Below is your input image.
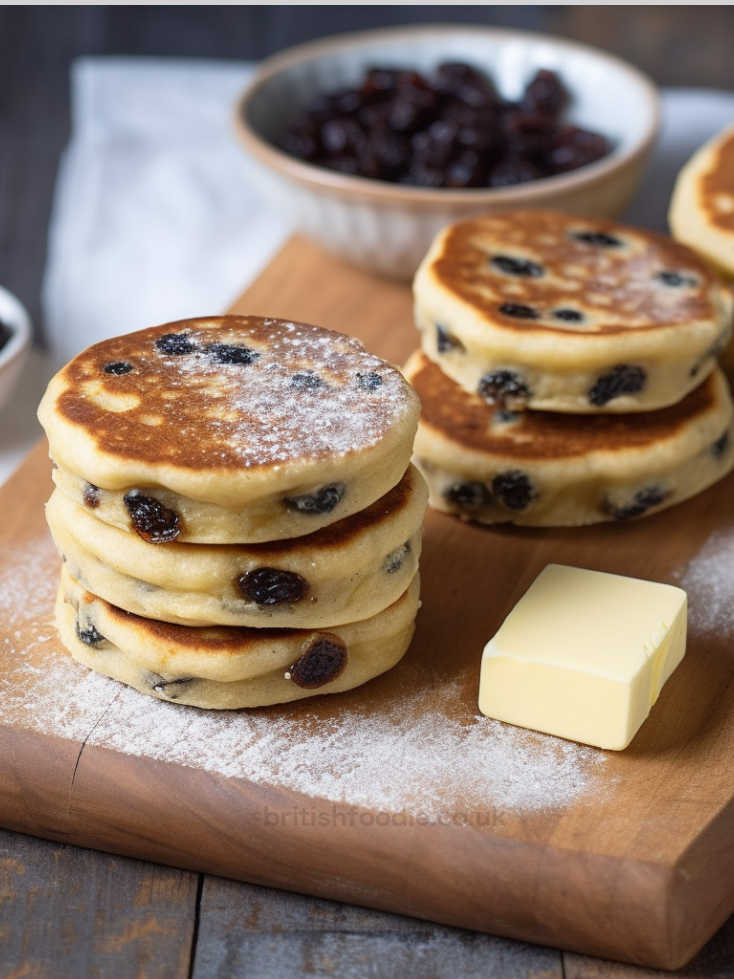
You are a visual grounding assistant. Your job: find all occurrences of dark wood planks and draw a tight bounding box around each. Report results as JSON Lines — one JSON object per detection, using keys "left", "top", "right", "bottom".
{"left": 3, "top": 827, "right": 734, "bottom": 979}
{"left": 0, "top": 828, "right": 198, "bottom": 979}
{"left": 565, "top": 914, "right": 734, "bottom": 979}
{"left": 189, "top": 876, "right": 564, "bottom": 979}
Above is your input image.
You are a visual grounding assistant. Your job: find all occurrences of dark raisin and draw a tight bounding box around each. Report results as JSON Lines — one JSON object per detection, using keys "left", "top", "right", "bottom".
{"left": 103, "top": 361, "right": 133, "bottom": 375}
{"left": 492, "top": 471, "right": 534, "bottom": 510}
{"left": 330, "top": 88, "right": 362, "bottom": 116}
{"left": 283, "top": 129, "right": 319, "bottom": 161}
{"left": 445, "top": 150, "right": 484, "bottom": 188}
{"left": 206, "top": 343, "right": 259, "bottom": 365}
{"left": 83, "top": 483, "right": 100, "bottom": 508}
{"left": 490, "top": 156, "right": 543, "bottom": 187}
{"left": 478, "top": 370, "right": 531, "bottom": 408}
{"left": 603, "top": 486, "right": 668, "bottom": 520}
{"left": 388, "top": 87, "right": 436, "bottom": 134}
{"left": 712, "top": 431, "right": 730, "bottom": 459}
{"left": 321, "top": 118, "right": 361, "bottom": 154}
{"left": 0, "top": 319, "right": 12, "bottom": 353}
{"left": 572, "top": 231, "right": 622, "bottom": 248}
{"left": 588, "top": 365, "right": 646, "bottom": 406}
{"left": 290, "top": 371, "right": 323, "bottom": 392}
{"left": 412, "top": 120, "right": 457, "bottom": 168}
{"left": 383, "top": 541, "right": 411, "bottom": 574}
{"left": 362, "top": 67, "right": 403, "bottom": 96}
{"left": 435, "top": 62, "right": 497, "bottom": 108}
{"left": 491, "top": 254, "right": 544, "bottom": 278}
{"left": 522, "top": 69, "right": 568, "bottom": 116}
{"left": 123, "top": 491, "right": 181, "bottom": 544}
{"left": 549, "top": 126, "right": 609, "bottom": 173}
{"left": 496, "top": 410, "right": 519, "bottom": 423}
{"left": 284, "top": 483, "right": 345, "bottom": 515}
{"left": 286, "top": 636, "right": 348, "bottom": 688}
{"left": 445, "top": 481, "right": 492, "bottom": 511}
{"left": 656, "top": 270, "right": 697, "bottom": 288}
{"left": 502, "top": 110, "right": 556, "bottom": 158}
{"left": 356, "top": 371, "right": 383, "bottom": 391}
{"left": 553, "top": 308, "right": 584, "bottom": 323}
{"left": 498, "top": 303, "right": 538, "bottom": 320}
{"left": 237, "top": 567, "right": 308, "bottom": 606}
{"left": 76, "top": 617, "right": 106, "bottom": 647}
{"left": 436, "top": 324, "right": 465, "bottom": 353}
{"left": 150, "top": 675, "right": 194, "bottom": 699}
{"left": 155, "top": 333, "right": 196, "bottom": 355}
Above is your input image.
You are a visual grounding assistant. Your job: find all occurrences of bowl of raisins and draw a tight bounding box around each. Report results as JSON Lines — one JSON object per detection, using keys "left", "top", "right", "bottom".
{"left": 0, "top": 284, "right": 31, "bottom": 412}
{"left": 236, "top": 25, "right": 659, "bottom": 279}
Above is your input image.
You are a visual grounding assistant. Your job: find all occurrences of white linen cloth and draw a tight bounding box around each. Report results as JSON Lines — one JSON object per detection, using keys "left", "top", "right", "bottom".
{"left": 2, "top": 57, "right": 734, "bottom": 486}
{"left": 42, "top": 58, "right": 289, "bottom": 365}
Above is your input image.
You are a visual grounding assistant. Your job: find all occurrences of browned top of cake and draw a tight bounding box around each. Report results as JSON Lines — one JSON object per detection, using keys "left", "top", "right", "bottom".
{"left": 52, "top": 316, "right": 417, "bottom": 472}
{"left": 701, "top": 128, "right": 734, "bottom": 233}
{"left": 428, "top": 211, "right": 721, "bottom": 334}
{"left": 407, "top": 351, "right": 725, "bottom": 460}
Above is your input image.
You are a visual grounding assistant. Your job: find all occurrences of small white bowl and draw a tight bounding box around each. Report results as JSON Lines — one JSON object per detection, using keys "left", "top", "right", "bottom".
{"left": 0, "top": 285, "right": 32, "bottom": 412}
{"left": 236, "top": 25, "right": 660, "bottom": 279}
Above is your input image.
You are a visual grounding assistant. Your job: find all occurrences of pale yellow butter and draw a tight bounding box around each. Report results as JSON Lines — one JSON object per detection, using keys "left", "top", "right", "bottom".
{"left": 478, "top": 564, "right": 687, "bottom": 750}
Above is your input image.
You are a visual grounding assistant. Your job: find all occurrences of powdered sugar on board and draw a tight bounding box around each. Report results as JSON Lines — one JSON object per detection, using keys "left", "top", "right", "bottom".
{"left": 676, "top": 524, "right": 734, "bottom": 636}
{"left": 87, "top": 674, "right": 607, "bottom": 816}
{"left": 0, "top": 530, "right": 610, "bottom": 818}
{"left": 0, "top": 533, "right": 116, "bottom": 740}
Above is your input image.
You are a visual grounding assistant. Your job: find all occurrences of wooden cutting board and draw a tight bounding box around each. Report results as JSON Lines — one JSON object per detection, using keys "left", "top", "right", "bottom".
{"left": 2, "top": 236, "right": 733, "bottom": 971}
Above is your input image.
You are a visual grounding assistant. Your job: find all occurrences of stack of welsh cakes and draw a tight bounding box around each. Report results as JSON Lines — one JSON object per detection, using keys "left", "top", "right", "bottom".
{"left": 38, "top": 316, "right": 426, "bottom": 708}
{"left": 408, "top": 211, "right": 734, "bottom": 526}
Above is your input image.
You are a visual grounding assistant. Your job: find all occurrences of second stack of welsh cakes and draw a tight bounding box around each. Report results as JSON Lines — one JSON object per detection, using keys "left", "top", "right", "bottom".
{"left": 409, "top": 211, "right": 734, "bottom": 526}
{"left": 39, "top": 315, "right": 426, "bottom": 708}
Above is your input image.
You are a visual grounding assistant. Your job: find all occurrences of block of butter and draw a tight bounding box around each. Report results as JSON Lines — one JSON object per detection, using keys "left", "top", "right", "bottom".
{"left": 479, "top": 564, "right": 687, "bottom": 750}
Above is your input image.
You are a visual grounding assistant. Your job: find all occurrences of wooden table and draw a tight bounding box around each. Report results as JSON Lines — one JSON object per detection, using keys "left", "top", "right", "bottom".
{"left": 2, "top": 825, "right": 733, "bottom": 978}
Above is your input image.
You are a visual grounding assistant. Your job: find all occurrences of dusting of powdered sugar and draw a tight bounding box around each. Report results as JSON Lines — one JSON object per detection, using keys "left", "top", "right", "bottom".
{"left": 2, "top": 529, "right": 608, "bottom": 817}
{"left": 676, "top": 525, "right": 734, "bottom": 635}
{"left": 85, "top": 677, "right": 607, "bottom": 815}
{"left": 0, "top": 533, "right": 118, "bottom": 740}
{"left": 61, "top": 317, "right": 417, "bottom": 470}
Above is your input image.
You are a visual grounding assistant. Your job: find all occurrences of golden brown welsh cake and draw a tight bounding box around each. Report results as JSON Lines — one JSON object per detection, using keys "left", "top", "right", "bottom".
{"left": 414, "top": 211, "right": 732, "bottom": 413}
{"left": 670, "top": 124, "right": 734, "bottom": 279}
{"left": 57, "top": 566, "right": 420, "bottom": 709}
{"left": 405, "top": 350, "right": 733, "bottom": 526}
{"left": 39, "top": 316, "right": 421, "bottom": 542}
{"left": 669, "top": 125, "right": 734, "bottom": 376}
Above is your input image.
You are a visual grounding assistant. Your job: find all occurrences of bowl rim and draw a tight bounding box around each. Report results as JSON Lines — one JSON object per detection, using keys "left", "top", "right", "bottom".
{"left": 0, "top": 284, "right": 32, "bottom": 370}
{"left": 234, "top": 22, "right": 661, "bottom": 207}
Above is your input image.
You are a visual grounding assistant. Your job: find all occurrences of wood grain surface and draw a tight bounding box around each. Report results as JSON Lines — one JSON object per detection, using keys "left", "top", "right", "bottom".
{"left": 1, "top": 236, "right": 734, "bottom": 973}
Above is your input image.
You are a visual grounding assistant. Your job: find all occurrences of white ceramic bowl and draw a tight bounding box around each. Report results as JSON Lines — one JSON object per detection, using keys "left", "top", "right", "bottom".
{"left": 236, "top": 25, "right": 660, "bottom": 279}
{"left": 0, "top": 285, "right": 31, "bottom": 412}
